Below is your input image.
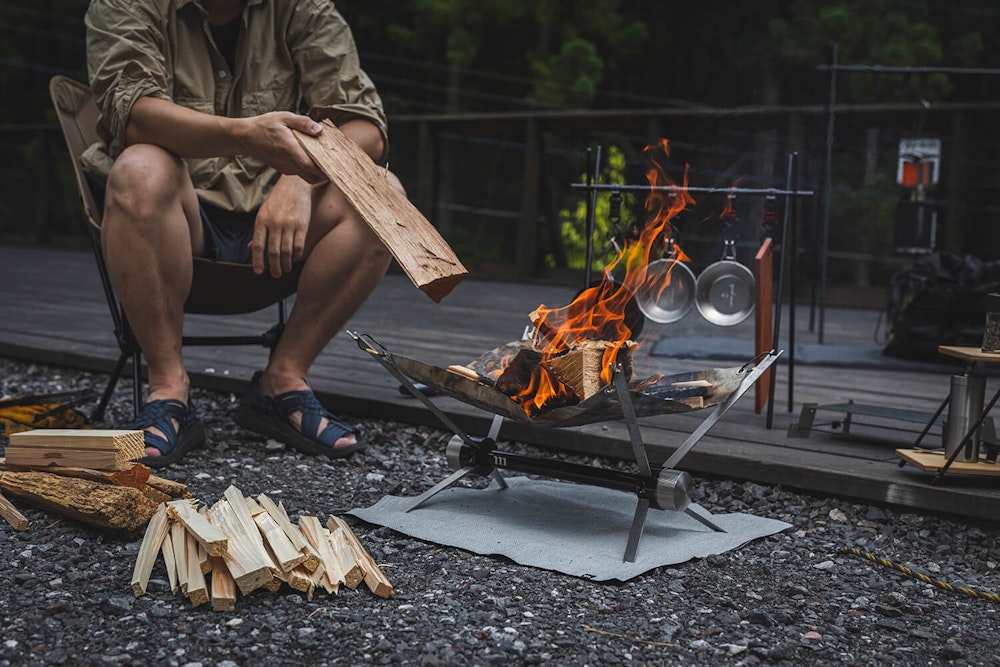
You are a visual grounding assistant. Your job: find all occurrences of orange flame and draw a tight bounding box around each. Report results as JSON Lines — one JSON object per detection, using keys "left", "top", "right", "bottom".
{"left": 501, "top": 140, "right": 694, "bottom": 414}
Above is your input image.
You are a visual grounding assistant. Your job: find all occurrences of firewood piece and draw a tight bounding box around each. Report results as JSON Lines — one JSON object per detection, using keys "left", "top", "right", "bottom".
{"left": 294, "top": 119, "right": 467, "bottom": 302}
{"left": 166, "top": 500, "right": 228, "bottom": 557}
{"left": 145, "top": 475, "right": 189, "bottom": 499}
{"left": 299, "top": 515, "right": 344, "bottom": 593}
{"left": 185, "top": 530, "right": 209, "bottom": 607}
{"left": 253, "top": 508, "right": 306, "bottom": 573}
{"left": 208, "top": 494, "right": 274, "bottom": 595}
{"left": 446, "top": 365, "right": 480, "bottom": 381}
{"left": 494, "top": 348, "right": 543, "bottom": 396}
{"left": 142, "top": 486, "right": 172, "bottom": 506}
{"left": 0, "top": 470, "right": 157, "bottom": 532}
{"left": 0, "top": 490, "right": 28, "bottom": 531}
{"left": 327, "top": 522, "right": 364, "bottom": 590}
{"left": 6, "top": 429, "right": 145, "bottom": 470}
{"left": 327, "top": 515, "right": 394, "bottom": 599}
{"left": 210, "top": 557, "right": 237, "bottom": 612}
{"left": 160, "top": 524, "right": 179, "bottom": 594}
{"left": 671, "top": 379, "right": 713, "bottom": 388}
{"left": 131, "top": 504, "right": 169, "bottom": 596}
{"left": 0, "top": 458, "right": 151, "bottom": 489}
{"left": 223, "top": 487, "right": 277, "bottom": 568}
{"left": 544, "top": 340, "right": 635, "bottom": 401}
{"left": 257, "top": 494, "right": 320, "bottom": 571}
{"left": 283, "top": 565, "right": 312, "bottom": 593}
{"left": 170, "top": 520, "right": 189, "bottom": 595}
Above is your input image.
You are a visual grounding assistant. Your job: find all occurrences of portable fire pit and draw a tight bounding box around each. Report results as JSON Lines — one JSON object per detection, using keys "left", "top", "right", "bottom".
{"left": 350, "top": 332, "right": 780, "bottom": 562}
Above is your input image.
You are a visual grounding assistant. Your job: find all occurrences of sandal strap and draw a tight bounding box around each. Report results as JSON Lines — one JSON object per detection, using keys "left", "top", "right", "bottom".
{"left": 128, "top": 398, "right": 194, "bottom": 455}
{"left": 272, "top": 388, "right": 355, "bottom": 446}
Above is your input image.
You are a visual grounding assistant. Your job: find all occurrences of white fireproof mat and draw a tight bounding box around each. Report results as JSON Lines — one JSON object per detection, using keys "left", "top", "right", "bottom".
{"left": 350, "top": 476, "right": 791, "bottom": 581}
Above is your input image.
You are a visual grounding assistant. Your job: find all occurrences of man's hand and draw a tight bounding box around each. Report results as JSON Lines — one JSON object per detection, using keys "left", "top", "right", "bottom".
{"left": 251, "top": 176, "right": 314, "bottom": 277}
{"left": 126, "top": 99, "right": 328, "bottom": 184}
{"left": 240, "top": 112, "right": 328, "bottom": 184}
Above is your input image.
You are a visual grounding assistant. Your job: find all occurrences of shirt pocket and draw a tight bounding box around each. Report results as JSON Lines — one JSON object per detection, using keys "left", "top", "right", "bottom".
{"left": 240, "top": 86, "right": 296, "bottom": 117}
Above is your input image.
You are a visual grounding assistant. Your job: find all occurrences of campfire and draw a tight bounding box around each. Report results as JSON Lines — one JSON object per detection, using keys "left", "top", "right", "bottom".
{"left": 477, "top": 139, "right": 696, "bottom": 416}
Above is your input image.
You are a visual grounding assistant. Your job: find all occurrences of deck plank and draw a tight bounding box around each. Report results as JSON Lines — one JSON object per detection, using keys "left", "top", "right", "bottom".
{"left": 2, "top": 244, "right": 998, "bottom": 521}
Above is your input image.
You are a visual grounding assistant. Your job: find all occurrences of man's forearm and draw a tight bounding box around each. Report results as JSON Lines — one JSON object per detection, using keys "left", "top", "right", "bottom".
{"left": 125, "top": 96, "right": 249, "bottom": 158}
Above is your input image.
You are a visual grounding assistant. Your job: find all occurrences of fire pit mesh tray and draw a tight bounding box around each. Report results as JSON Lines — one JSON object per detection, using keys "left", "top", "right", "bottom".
{"left": 375, "top": 344, "right": 757, "bottom": 428}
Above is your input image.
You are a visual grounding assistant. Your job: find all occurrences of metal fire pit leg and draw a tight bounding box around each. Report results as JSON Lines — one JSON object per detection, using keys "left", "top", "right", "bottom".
{"left": 684, "top": 505, "right": 725, "bottom": 532}
{"left": 487, "top": 414, "right": 509, "bottom": 490}
{"left": 349, "top": 332, "right": 483, "bottom": 450}
{"left": 624, "top": 498, "right": 651, "bottom": 563}
{"left": 400, "top": 465, "right": 478, "bottom": 513}
{"left": 662, "top": 351, "right": 781, "bottom": 471}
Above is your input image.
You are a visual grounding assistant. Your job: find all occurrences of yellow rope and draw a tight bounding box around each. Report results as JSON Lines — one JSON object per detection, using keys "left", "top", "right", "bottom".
{"left": 839, "top": 547, "right": 1000, "bottom": 603}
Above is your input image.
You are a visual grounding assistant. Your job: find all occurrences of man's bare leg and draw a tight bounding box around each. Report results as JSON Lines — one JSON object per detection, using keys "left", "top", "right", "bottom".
{"left": 101, "top": 144, "right": 204, "bottom": 456}
{"left": 255, "top": 177, "right": 398, "bottom": 445}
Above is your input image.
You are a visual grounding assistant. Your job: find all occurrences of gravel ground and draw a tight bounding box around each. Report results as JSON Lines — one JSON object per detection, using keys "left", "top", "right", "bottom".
{"left": 1, "top": 356, "right": 999, "bottom": 667}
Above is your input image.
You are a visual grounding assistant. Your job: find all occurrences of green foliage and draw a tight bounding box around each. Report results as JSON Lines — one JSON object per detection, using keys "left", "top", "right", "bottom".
{"left": 530, "top": 39, "right": 603, "bottom": 108}
{"left": 553, "top": 145, "right": 637, "bottom": 270}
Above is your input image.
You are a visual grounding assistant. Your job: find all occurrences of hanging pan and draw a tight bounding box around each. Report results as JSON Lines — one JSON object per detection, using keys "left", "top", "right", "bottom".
{"left": 695, "top": 239, "right": 755, "bottom": 326}
{"left": 634, "top": 244, "right": 696, "bottom": 324}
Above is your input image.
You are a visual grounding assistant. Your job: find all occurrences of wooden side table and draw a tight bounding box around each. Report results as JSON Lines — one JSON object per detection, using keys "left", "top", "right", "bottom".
{"left": 898, "top": 346, "right": 1000, "bottom": 483}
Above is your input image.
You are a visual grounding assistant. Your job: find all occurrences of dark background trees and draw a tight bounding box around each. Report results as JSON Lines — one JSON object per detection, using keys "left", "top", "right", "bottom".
{"left": 2, "top": 0, "right": 999, "bottom": 294}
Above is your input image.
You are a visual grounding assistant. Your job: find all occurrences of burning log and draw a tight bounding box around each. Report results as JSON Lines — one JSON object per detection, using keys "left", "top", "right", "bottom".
{"left": 544, "top": 340, "right": 637, "bottom": 402}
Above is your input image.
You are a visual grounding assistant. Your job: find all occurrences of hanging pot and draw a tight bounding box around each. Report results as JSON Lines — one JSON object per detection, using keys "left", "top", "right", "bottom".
{"left": 695, "top": 239, "right": 755, "bottom": 326}
{"left": 634, "top": 256, "right": 697, "bottom": 324}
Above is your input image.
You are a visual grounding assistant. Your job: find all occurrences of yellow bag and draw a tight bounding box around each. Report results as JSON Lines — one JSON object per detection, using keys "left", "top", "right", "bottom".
{"left": 0, "top": 391, "right": 92, "bottom": 436}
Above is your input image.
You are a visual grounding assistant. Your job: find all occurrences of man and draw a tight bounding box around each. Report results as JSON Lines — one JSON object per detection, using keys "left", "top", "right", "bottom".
{"left": 85, "top": 0, "right": 400, "bottom": 466}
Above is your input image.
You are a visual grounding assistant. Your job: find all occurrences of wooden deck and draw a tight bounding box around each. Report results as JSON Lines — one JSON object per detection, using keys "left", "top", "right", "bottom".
{"left": 2, "top": 244, "right": 999, "bottom": 521}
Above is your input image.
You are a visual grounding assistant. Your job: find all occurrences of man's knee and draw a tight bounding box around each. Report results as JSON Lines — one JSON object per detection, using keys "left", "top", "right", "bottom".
{"left": 104, "top": 144, "right": 187, "bottom": 220}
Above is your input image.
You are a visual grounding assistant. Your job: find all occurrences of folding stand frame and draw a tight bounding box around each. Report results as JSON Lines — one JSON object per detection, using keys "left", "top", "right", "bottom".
{"left": 351, "top": 332, "right": 779, "bottom": 562}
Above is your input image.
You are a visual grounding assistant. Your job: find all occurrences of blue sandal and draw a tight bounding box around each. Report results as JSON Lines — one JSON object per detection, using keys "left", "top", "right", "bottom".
{"left": 233, "top": 372, "right": 365, "bottom": 458}
{"left": 129, "top": 398, "right": 206, "bottom": 468}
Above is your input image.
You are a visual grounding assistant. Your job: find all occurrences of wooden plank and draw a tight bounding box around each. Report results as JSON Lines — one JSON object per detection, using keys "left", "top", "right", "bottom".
{"left": 327, "top": 515, "right": 393, "bottom": 599}
{"left": 210, "top": 557, "right": 237, "bottom": 612}
{"left": 252, "top": 507, "right": 306, "bottom": 573}
{"left": 166, "top": 500, "right": 228, "bottom": 557}
{"left": 0, "top": 470, "right": 158, "bottom": 532}
{"left": 207, "top": 493, "right": 274, "bottom": 595}
{"left": 170, "top": 520, "right": 189, "bottom": 595}
{"left": 184, "top": 530, "right": 209, "bottom": 607}
{"left": 130, "top": 504, "right": 168, "bottom": 596}
{"left": 896, "top": 448, "right": 1000, "bottom": 476}
{"left": 146, "top": 475, "right": 190, "bottom": 499}
{"left": 0, "top": 459, "right": 151, "bottom": 489}
{"left": 0, "top": 490, "right": 29, "bottom": 531}
{"left": 7, "top": 429, "right": 145, "bottom": 470}
{"left": 327, "top": 523, "right": 364, "bottom": 590}
{"left": 294, "top": 119, "right": 468, "bottom": 302}
{"left": 754, "top": 238, "right": 773, "bottom": 414}
{"left": 938, "top": 345, "right": 1000, "bottom": 365}
{"left": 160, "top": 523, "right": 179, "bottom": 594}
{"left": 298, "top": 515, "right": 344, "bottom": 594}
{"left": 257, "top": 494, "right": 320, "bottom": 571}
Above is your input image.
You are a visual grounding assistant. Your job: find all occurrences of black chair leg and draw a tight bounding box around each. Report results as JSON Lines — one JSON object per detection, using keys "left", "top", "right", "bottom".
{"left": 92, "top": 349, "right": 130, "bottom": 421}
{"left": 131, "top": 350, "right": 143, "bottom": 419}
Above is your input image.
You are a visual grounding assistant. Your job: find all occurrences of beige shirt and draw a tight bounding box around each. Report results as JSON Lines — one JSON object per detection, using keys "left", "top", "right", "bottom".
{"left": 85, "top": 0, "right": 388, "bottom": 211}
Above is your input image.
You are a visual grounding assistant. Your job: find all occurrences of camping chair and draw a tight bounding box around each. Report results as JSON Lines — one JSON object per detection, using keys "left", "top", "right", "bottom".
{"left": 49, "top": 75, "right": 300, "bottom": 420}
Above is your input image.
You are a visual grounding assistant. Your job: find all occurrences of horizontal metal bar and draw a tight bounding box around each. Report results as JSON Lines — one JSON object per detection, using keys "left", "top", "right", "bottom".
{"left": 817, "top": 64, "right": 1000, "bottom": 75}
{"left": 569, "top": 183, "right": 814, "bottom": 197}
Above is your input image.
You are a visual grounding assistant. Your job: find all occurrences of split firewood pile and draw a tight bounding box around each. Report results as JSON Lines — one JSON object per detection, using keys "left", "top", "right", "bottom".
{"left": 132, "top": 485, "right": 393, "bottom": 611}
{"left": 0, "top": 429, "right": 189, "bottom": 532}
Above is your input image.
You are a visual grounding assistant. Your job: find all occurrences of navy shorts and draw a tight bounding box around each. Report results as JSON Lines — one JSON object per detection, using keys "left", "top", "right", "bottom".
{"left": 200, "top": 202, "right": 259, "bottom": 264}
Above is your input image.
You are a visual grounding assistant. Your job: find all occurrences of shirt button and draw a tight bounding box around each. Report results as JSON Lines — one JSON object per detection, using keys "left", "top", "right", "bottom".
{"left": 218, "top": 70, "right": 227, "bottom": 79}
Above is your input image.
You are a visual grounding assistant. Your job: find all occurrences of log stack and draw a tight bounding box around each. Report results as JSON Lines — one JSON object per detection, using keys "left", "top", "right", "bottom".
{"left": 0, "top": 429, "right": 189, "bottom": 532}
{"left": 132, "top": 485, "right": 394, "bottom": 610}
